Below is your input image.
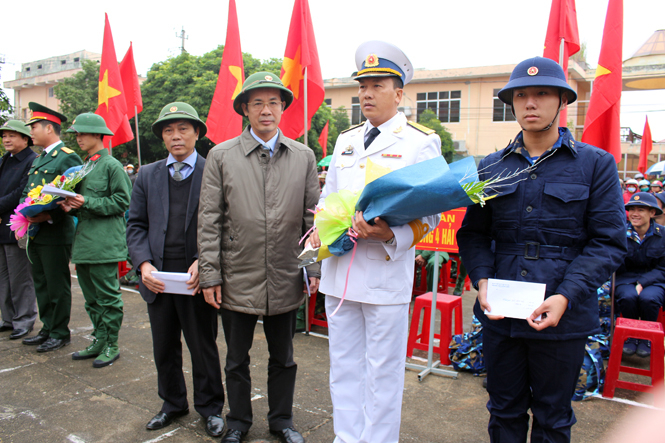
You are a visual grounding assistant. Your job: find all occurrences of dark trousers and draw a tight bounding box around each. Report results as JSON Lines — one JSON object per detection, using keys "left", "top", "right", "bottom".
{"left": 221, "top": 308, "right": 297, "bottom": 432}
{"left": 28, "top": 243, "right": 72, "bottom": 339}
{"left": 147, "top": 291, "right": 224, "bottom": 418}
{"left": 616, "top": 284, "right": 665, "bottom": 322}
{"left": 483, "top": 327, "right": 587, "bottom": 443}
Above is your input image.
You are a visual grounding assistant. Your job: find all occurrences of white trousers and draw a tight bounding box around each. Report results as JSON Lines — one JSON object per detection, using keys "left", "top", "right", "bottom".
{"left": 326, "top": 295, "right": 409, "bottom": 443}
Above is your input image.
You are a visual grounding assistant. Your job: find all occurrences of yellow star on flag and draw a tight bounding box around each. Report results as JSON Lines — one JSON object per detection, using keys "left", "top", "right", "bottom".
{"left": 595, "top": 64, "right": 612, "bottom": 78}
{"left": 229, "top": 65, "right": 243, "bottom": 100}
{"left": 281, "top": 45, "right": 303, "bottom": 99}
{"left": 98, "top": 69, "right": 122, "bottom": 110}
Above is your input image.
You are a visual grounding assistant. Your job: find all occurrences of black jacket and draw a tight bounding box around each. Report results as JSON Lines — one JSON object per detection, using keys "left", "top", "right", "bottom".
{"left": 0, "top": 148, "right": 38, "bottom": 244}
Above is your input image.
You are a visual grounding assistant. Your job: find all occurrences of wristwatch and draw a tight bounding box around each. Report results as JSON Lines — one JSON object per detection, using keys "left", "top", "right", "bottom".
{"left": 385, "top": 236, "right": 396, "bottom": 245}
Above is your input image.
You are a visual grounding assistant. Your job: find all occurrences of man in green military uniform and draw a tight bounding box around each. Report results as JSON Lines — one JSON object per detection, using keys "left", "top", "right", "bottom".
{"left": 415, "top": 249, "right": 448, "bottom": 292}
{"left": 21, "top": 102, "right": 83, "bottom": 352}
{"left": 59, "top": 113, "right": 132, "bottom": 367}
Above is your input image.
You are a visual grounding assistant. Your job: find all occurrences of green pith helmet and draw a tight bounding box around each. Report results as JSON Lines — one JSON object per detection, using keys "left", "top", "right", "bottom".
{"left": 151, "top": 102, "right": 207, "bottom": 138}
{"left": 232, "top": 72, "right": 294, "bottom": 116}
{"left": 65, "top": 113, "right": 114, "bottom": 135}
{"left": 0, "top": 120, "right": 34, "bottom": 146}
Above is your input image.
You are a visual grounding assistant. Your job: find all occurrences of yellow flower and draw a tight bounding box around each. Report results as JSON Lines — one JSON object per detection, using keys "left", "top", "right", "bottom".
{"left": 42, "top": 194, "right": 53, "bottom": 203}
{"left": 28, "top": 186, "right": 43, "bottom": 200}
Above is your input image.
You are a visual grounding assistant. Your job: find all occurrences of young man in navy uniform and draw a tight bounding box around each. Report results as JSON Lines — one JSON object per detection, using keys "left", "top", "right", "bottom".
{"left": 308, "top": 41, "right": 441, "bottom": 443}
{"left": 457, "top": 57, "right": 626, "bottom": 443}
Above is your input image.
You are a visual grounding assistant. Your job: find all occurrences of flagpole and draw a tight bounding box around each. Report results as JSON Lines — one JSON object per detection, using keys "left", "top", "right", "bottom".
{"left": 559, "top": 37, "right": 565, "bottom": 67}
{"left": 108, "top": 138, "right": 112, "bottom": 155}
{"left": 304, "top": 67, "right": 308, "bottom": 147}
{"left": 135, "top": 105, "right": 142, "bottom": 167}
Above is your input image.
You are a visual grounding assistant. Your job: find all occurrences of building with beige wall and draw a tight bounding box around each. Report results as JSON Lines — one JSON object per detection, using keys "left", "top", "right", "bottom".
{"left": 4, "top": 50, "right": 101, "bottom": 121}
{"left": 324, "top": 29, "right": 665, "bottom": 178}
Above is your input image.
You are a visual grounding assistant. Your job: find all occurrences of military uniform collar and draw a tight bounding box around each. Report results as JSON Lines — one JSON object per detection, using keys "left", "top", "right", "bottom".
{"left": 364, "top": 112, "right": 404, "bottom": 137}
{"left": 87, "top": 148, "right": 109, "bottom": 161}
{"left": 503, "top": 128, "right": 578, "bottom": 160}
{"left": 43, "top": 140, "right": 63, "bottom": 154}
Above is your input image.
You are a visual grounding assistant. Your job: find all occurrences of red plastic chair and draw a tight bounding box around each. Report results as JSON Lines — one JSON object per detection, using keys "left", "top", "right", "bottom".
{"left": 118, "top": 261, "right": 130, "bottom": 278}
{"left": 604, "top": 317, "right": 665, "bottom": 407}
{"left": 307, "top": 291, "right": 328, "bottom": 331}
{"left": 407, "top": 292, "right": 463, "bottom": 365}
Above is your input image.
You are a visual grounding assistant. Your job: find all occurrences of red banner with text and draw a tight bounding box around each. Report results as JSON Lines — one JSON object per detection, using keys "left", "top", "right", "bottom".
{"left": 417, "top": 208, "right": 466, "bottom": 252}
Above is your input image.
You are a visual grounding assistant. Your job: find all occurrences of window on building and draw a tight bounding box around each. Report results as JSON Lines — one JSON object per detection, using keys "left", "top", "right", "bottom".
{"left": 61, "top": 60, "right": 66, "bottom": 65}
{"left": 492, "top": 88, "right": 516, "bottom": 122}
{"left": 25, "top": 67, "right": 30, "bottom": 72}
{"left": 324, "top": 98, "right": 332, "bottom": 107}
{"left": 74, "top": 57, "right": 80, "bottom": 62}
{"left": 351, "top": 96, "right": 366, "bottom": 125}
{"left": 49, "top": 87, "right": 54, "bottom": 98}
{"left": 38, "top": 64, "right": 43, "bottom": 69}
{"left": 416, "top": 90, "right": 461, "bottom": 123}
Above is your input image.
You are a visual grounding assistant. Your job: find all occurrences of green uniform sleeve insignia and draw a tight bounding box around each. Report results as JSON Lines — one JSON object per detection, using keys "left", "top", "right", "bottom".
{"left": 340, "top": 123, "right": 364, "bottom": 134}
{"left": 407, "top": 121, "right": 435, "bottom": 135}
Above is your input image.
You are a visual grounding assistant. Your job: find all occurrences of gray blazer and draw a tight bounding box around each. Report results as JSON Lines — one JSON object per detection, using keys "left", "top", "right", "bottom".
{"left": 126, "top": 154, "right": 204, "bottom": 303}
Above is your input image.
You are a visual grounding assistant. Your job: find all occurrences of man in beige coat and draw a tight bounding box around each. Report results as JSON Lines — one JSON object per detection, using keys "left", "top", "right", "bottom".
{"left": 198, "top": 72, "right": 320, "bottom": 443}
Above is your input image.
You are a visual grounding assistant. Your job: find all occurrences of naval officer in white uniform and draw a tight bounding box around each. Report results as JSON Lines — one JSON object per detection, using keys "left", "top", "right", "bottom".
{"left": 307, "top": 41, "right": 442, "bottom": 443}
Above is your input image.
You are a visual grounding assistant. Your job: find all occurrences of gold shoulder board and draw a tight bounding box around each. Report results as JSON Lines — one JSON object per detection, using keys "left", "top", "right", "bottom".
{"left": 340, "top": 123, "right": 364, "bottom": 134}
{"left": 407, "top": 121, "right": 435, "bottom": 135}
{"left": 61, "top": 147, "right": 75, "bottom": 154}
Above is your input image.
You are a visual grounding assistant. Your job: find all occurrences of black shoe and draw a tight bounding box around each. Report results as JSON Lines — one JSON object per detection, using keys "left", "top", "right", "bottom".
{"left": 0, "top": 324, "right": 13, "bottom": 332}
{"left": 482, "top": 377, "right": 488, "bottom": 389}
{"left": 23, "top": 331, "right": 49, "bottom": 345}
{"left": 36, "top": 337, "right": 71, "bottom": 353}
{"left": 205, "top": 414, "right": 225, "bottom": 437}
{"left": 221, "top": 428, "right": 247, "bottom": 443}
{"left": 145, "top": 410, "right": 189, "bottom": 431}
{"left": 9, "top": 327, "right": 32, "bottom": 340}
{"left": 270, "top": 427, "right": 305, "bottom": 443}
{"left": 636, "top": 339, "right": 652, "bottom": 358}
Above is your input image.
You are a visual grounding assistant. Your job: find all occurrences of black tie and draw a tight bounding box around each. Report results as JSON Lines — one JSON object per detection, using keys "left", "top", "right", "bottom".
{"left": 364, "top": 127, "right": 380, "bottom": 149}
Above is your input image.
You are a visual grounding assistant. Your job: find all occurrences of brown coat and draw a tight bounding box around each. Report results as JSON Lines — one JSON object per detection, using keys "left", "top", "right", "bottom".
{"left": 198, "top": 127, "right": 320, "bottom": 316}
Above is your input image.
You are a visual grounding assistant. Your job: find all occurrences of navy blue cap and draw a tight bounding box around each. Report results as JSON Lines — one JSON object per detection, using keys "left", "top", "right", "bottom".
{"left": 626, "top": 192, "right": 663, "bottom": 215}
{"left": 498, "top": 57, "right": 577, "bottom": 105}
{"left": 654, "top": 192, "right": 665, "bottom": 208}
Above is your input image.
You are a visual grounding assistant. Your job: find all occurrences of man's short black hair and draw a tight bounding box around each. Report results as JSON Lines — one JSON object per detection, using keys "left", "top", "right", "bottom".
{"left": 392, "top": 77, "right": 404, "bottom": 90}
{"left": 37, "top": 120, "right": 61, "bottom": 135}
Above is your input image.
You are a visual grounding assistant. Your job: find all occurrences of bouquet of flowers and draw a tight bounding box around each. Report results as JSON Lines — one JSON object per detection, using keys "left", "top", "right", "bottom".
{"left": 9, "top": 163, "right": 94, "bottom": 239}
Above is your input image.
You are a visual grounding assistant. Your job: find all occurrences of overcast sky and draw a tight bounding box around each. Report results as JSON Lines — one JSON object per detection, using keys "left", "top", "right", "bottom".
{"left": 2, "top": 0, "right": 664, "bottom": 139}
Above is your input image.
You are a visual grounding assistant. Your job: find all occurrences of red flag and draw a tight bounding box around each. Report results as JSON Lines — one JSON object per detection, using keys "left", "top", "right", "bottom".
{"left": 119, "top": 42, "right": 143, "bottom": 118}
{"left": 581, "top": 0, "right": 623, "bottom": 163}
{"left": 638, "top": 117, "right": 653, "bottom": 174}
{"left": 95, "top": 13, "right": 133, "bottom": 149}
{"left": 279, "top": 0, "right": 325, "bottom": 140}
{"left": 543, "top": 0, "right": 580, "bottom": 126}
{"left": 207, "top": 0, "right": 244, "bottom": 144}
{"left": 318, "top": 120, "right": 329, "bottom": 158}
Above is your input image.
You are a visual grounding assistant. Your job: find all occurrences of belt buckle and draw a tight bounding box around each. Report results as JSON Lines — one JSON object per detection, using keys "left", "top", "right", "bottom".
{"left": 524, "top": 241, "right": 540, "bottom": 260}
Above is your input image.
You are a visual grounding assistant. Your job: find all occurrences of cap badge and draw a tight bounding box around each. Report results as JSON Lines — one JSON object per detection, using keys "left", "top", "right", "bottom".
{"left": 72, "top": 119, "right": 76, "bottom": 125}
{"left": 170, "top": 106, "right": 178, "bottom": 112}
{"left": 265, "top": 75, "right": 273, "bottom": 81}
{"left": 527, "top": 67, "right": 539, "bottom": 76}
{"left": 365, "top": 54, "right": 379, "bottom": 68}
{"left": 635, "top": 196, "right": 640, "bottom": 200}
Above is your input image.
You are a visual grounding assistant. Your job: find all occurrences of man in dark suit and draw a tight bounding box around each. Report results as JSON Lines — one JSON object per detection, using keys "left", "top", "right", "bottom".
{"left": 126, "top": 102, "right": 225, "bottom": 438}
{"left": 0, "top": 120, "right": 37, "bottom": 340}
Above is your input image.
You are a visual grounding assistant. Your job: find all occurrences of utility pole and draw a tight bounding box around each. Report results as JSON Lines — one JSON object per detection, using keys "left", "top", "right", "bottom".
{"left": 175, "top": 27, "right": 188, "bottom": 54}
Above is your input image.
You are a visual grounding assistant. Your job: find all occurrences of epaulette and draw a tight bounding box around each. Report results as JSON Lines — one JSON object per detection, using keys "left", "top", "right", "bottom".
{"left": 407, "top": 121, "right": 435, "bottom": 135}
{"left": 61, "top": 147, "right": 75, "bottom": 154}
{"left": 340, "top": 123, "right": 363, "bottom": 134}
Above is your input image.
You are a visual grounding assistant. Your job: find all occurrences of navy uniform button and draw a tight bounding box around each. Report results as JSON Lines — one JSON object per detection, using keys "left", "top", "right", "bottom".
{"left": 526, "top": 206, "right": 533, "bottom": 213}
{"left": 530, "top": 173, "right": 537, "bottom": 180}
{"left": 521, "top": 270, "right": 527, "bottom": 277}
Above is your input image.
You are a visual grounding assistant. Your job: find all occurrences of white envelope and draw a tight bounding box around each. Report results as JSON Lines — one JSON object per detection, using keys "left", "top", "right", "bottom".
{"left": 485, "top": 278, "right": 546, "bottom": 320}
{"left": 152, "top": 271, "right": 193, "bottom": 296}
{"left": 42, "top": 185, "right": 76, "bottom": 198}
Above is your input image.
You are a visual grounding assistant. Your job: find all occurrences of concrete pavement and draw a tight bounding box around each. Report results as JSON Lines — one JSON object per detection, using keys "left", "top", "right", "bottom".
{"left": 0, "top": 271, "right": 652, "bottom": 442}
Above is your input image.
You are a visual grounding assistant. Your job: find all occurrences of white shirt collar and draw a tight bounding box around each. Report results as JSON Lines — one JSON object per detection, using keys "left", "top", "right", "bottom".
{"left": 43, "top": 141, "right": 61, "bottom": 154}
{"left": 364, "top": 112, "right": 401, "bottom": 138}
{"left": 166, "top": 150, "right": 198, "bottom": 168}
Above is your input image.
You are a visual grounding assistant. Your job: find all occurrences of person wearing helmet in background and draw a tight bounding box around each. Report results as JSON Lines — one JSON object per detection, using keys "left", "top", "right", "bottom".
{"left": 635, "top": 173, "right": 645, "bottom": 181}
{"left": 615, "top": 192, "right": 665, "bottom": 358}
{"left": 650, "top": 180, "right": 662, "bottom": 194}
{"left": 59, "top": 113, "right": 132, "bottom": 368}
{"left": 639, "top": 179, "right": 651, "bottom": 193}
{"left": 457, "top": 57, "right": 626, "bottom": 443}
{"left": 624, "top": 179, "right": 639, "bottom": 203}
